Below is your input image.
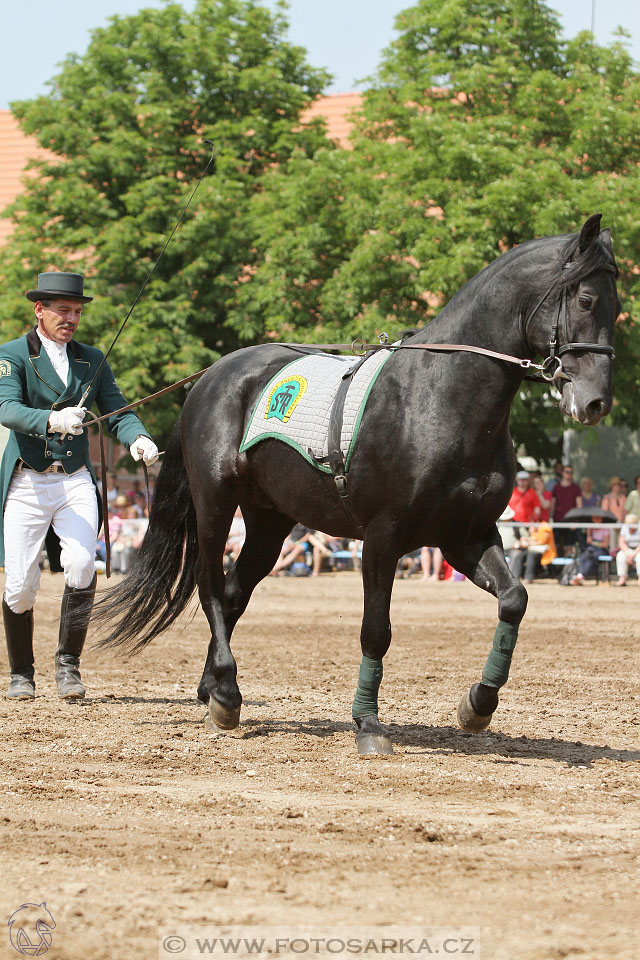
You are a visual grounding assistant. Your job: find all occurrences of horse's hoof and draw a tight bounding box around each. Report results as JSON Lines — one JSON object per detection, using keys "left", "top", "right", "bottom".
{"left": 204, "top": 714, "right": 222, "bottom": 735}
{"left": 356, "top": 732, "right": 394, "bottom": 756}
{"left": 457, "top": 689, "right": 494, "bottom": 732}
{"left": 355, "top": 717, "right": 394, "bottom": 755}
{"left": 208, "top": 696, "right": 241, "bottom": 730}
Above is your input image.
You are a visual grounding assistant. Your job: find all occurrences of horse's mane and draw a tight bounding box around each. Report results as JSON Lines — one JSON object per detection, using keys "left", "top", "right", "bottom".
{"left": 498, "top": 230, "right": 617, "bottom": 296}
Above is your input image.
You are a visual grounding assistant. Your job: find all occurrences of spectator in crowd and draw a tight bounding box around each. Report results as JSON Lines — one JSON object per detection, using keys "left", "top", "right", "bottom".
{"left": 96, "top": 505, "right": 118, "bottom": 566}
{"left": 531, "top": 475, "right": 552, "bottom": 521}
{"left": 129, "top": 491, "right": 146, "bottom": 518}
{"left": 550, "top": 464, "right": 582, "bottom": 556}
{"left": 616, "top": 514, "right": 640, "bottom": 586}
{"left": 545, "top": 460, "right": 564, "bottom": 492}
{"left": 579, "top": 476, "right": 600, "bottom": 509}
{"left": 509, "top": 521, "right": 556, "bottom": 583}
{"left": 620, "top": 479, "right": 629, "bottom": 498}
{"left": 396, "top": 550, "right": 422, "bottom": 578}
{"left": 309, "top": 531, "right": 345, "bottom": 576}
{"left": 602, "top": 476, "right": 627, "bottom": 551}
{"left": 601, "top": 476, "right": 626, "bottom": 520}
{"left": 420, "top": 546, "right": 444, "bottom": 581}
{"left": 105, "top": 471, "right": 119, "bottom": 506}
{"left": 576, "top": 476, "right": 600, "bottom": 550}
{"left": 570, "top": 516, "right": 611, "bottom": 585}
{"left": 125, "top": 477, "right": 143, "bottom": 503}
{"left": 508, "top": 471, "right": 541, "bottom": 524}
{"left": 110, "top": 504, "right": 143, "bottom": 574}
{"left": 96, "top": 494, "right": 130, "bottom": 566}
{"left": 271, "top": 524, "right": 312, "bottom": 575}
{"left": 625, "top": 474, "right": 640, "bottom": 518}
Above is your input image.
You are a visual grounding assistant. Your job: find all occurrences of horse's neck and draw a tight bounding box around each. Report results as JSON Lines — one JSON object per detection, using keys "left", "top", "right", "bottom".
{"left": 423, "top": 297, "right": 524, "bottom": 356}
{"left": 422, "top": 247, "right": 549, "bottom": 356}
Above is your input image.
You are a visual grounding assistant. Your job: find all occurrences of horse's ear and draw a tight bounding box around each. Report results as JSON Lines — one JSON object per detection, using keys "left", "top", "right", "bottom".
{"left": 578, "top": 213, "right": 602, "bottom": 252}
{"left": 600, "top": 227, "right": 613, "bottom": 254}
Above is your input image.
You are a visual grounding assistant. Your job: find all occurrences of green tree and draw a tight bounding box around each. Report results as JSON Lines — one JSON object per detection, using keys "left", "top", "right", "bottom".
{"left": 231, "top": 0, "right": 640, "bottom": 464}
{"left": 0, "top": 0, "right": 330, "bottom": 442}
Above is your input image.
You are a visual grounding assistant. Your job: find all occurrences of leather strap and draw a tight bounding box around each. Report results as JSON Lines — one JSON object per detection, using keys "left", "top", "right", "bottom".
{"left": 311, "top": 351, "right": 375, "bottom": 531}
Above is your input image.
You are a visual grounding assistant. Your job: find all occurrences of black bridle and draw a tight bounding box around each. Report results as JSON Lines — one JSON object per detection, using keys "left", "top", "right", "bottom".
{"left": 523, "top": 260, "right": 618, "bottom": 382}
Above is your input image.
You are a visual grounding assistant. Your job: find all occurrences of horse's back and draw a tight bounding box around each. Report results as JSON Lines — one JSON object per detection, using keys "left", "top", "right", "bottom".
{"left": 183, "top": 344, "right": 297, "bottom": 434}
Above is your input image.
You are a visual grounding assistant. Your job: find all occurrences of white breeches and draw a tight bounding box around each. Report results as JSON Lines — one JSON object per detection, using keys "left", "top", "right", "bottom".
{"left": 616, "top": 550, "right": 640, "bottom": 579}
{"left": 3, "top": 466, "right": 98, "bottom": 613}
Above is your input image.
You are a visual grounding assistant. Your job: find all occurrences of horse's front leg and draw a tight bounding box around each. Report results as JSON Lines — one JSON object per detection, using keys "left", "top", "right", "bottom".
{"left": 443, "top": 526, "right": 528, "bottom": 732}
{"left": 352, "top": 525, "right": 401, "bottom": 756}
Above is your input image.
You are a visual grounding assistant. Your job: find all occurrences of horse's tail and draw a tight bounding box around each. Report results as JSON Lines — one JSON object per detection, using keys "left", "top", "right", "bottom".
{"left": 92, "top": 419, "right": 199, "bottom": 653}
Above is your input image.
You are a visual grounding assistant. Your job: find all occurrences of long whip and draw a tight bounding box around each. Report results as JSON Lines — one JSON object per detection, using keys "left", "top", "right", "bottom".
{"left": 77, "top": 138, "right": 215, "bottom": 409}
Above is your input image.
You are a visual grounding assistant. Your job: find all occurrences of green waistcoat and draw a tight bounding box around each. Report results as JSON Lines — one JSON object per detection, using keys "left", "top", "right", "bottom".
{"left": 0, "top": 328, "right": 150, "bottom": 566}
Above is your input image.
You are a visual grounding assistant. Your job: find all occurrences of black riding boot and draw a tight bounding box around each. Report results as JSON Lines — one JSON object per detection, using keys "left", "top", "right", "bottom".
{"left": 55, "top": 574, "right": 97, "bottom": 700}
{"left": 3, "top": 597, "right": 35, "bottom": 700}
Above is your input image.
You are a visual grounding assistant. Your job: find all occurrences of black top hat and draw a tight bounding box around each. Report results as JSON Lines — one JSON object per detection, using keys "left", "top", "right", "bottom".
{"left": 25, "top": 272, "right": 93, "bottom": 303}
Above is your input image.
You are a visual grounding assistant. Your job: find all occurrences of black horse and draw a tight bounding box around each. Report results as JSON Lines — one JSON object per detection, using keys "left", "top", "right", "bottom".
{"left": 94, "top": 214, "right": 619, "bottom": 754}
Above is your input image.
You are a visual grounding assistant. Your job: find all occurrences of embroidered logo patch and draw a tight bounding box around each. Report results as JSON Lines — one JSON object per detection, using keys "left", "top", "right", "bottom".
{"left": 264, "top": 375, "right": 307, "bottom": 423}
{"left": 0, "top": 360, "right": 11, "bottom": 378}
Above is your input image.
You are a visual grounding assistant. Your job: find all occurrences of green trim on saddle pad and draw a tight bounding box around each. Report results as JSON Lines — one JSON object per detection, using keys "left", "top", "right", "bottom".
{"left": 243, "top": 431, "right": 331, "bottom": 471}
{"left": 481, "top": 620, "right": 519, "bottom": 689}
{"left": 352, "top": 655, "right": 384, "bottom": 719}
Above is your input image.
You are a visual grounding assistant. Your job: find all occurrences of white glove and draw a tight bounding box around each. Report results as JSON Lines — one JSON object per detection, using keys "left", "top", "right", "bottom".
{"left": 48, "top": 407, "right": 86, "bottom": 437}
{"left": 130, "top": 435, "right": 159, "bottom": 466}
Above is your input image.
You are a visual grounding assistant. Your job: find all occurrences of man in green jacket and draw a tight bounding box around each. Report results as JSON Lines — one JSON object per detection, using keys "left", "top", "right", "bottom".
{"left": 0, "top": 271, "right": 158, "bottom": 701}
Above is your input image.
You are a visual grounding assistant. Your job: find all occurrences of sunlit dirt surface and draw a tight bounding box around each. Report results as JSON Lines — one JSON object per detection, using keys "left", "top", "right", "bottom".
{"left": 1, "top": 571, "right": 638, "bottom": 959}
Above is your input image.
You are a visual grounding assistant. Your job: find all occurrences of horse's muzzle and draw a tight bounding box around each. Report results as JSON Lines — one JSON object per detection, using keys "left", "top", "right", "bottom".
{"left": 559, "top": 380, "right": 612, "bottom": 425}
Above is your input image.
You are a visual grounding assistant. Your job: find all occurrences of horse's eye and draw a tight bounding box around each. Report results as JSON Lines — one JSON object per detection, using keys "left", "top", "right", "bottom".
{"left": 578, "top": 295, "right": 593, "bottom": 310}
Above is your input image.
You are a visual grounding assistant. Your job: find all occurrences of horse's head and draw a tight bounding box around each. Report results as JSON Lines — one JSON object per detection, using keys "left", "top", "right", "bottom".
{"left": 526, "top": 214, "right": 620, "bottom": 426}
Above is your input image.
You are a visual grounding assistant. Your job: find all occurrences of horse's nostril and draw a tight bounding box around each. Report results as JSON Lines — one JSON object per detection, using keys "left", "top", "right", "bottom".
{"left": 586, "top": 399, "right": 606, "bottom": 422}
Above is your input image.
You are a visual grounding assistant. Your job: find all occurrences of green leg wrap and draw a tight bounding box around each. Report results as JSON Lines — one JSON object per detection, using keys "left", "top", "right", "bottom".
{"left": 481, "top": 620, "right": 519, "bottom": 689}
{"left": 352, "top": 655, "right": 383, "bottom": 720}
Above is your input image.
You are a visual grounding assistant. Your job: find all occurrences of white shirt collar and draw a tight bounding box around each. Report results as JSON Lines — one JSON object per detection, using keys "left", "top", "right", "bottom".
{"left": 36, "top": 327, "right": 69, "bottom": 384}
{"left": 36, "top": 327, "right": 68, "bottom": 356}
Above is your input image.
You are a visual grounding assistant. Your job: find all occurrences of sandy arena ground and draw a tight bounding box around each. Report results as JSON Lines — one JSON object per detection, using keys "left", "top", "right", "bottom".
{"left": 0, "top": 570, "right": 638, "bottom": 960}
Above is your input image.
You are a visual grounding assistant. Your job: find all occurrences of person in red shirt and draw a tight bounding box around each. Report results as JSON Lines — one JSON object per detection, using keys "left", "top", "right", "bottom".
{"left": 550, "top": 463, "right": 583, "bottom": 556}
{"left": 508, "top": 471, "right": 541, "bottom": 524}
{"left": 531, "top": 474, "right": 552, "bottom": 522}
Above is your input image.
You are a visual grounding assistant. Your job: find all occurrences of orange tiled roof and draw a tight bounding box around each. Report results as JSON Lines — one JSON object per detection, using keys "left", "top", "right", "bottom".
{"left": 303, "top": 92, "right": 362, "bottom": 146}
{"left": 0, "top": 95, "right": 362, "bottom": 245}
{"left": 0, "top": 111, "right": 54, "bottom": 245}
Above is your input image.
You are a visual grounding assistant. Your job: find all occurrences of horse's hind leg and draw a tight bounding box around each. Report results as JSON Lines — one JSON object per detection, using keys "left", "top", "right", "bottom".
{"left": 193, "top": 492, "right": 242, "bottom": 728}
{"left": 223, "top": 505, "right": 296, "bottom": 637}
{"left": 443, "top": 526, "right": 528, "bottom": 732}
{"left": 197, "top": 502, "right": 294, "bottom": 730}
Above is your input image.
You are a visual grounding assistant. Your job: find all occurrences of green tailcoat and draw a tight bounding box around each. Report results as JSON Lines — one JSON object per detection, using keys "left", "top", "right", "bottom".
{"left": 0, "top": 328, "right": 150, "bottom": 566}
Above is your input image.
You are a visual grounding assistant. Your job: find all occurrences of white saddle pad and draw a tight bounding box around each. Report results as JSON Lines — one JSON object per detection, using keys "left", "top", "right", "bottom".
{"left": 239, "top": 350, "right": 391, "bottom": 472}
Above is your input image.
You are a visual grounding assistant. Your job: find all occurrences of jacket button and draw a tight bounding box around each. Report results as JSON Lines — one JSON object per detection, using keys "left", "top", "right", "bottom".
{"left": 46, "top": 451, "right": 52, "bottom": 458}
{"left": 66, "top": 451, "right": 72, "bottom": 457}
